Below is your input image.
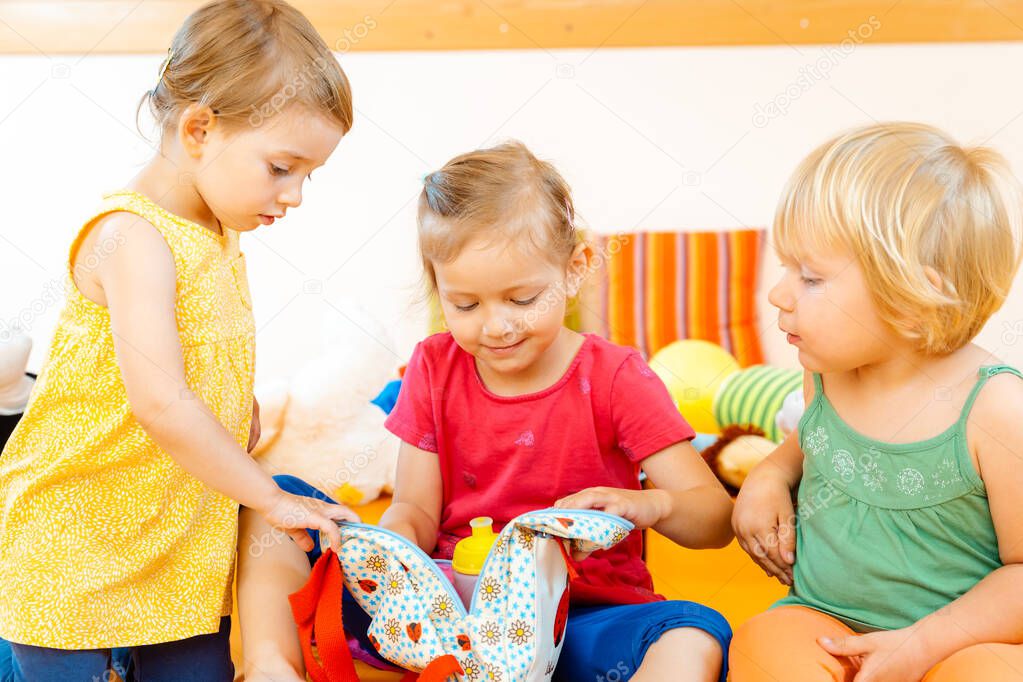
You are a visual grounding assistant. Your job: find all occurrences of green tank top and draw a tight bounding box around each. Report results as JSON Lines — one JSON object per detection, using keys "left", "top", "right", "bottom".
{"left": 774, "top": 365, "right": 1020, "bottom": 632}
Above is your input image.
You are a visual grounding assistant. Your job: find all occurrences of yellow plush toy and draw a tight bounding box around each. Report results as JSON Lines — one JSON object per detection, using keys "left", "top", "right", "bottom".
{"left": 649, "top": 340, "right": 739, "bottom": 435}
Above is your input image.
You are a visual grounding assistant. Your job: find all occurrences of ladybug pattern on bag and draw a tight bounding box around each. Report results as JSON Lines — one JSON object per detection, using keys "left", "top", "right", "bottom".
{"left": 553, "top": 587, "right": 569, "bottom": 647}
{"left": 331, "top": 509, "right": 631, "bottom": 680}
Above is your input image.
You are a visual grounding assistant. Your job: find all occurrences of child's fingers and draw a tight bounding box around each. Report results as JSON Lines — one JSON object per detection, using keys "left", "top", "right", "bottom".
{"left": 319, "top": 501, "right": 360, "bottom": 524}
{"left": 556, "top": 490, "right": 596, "bottom": 509}
{"left": 767, "top": 548, "right": 794, "bottom": 584}
{"left": 750, "top": 537, "right": 790, "bottom": 583}
{"left": 556, "top": 488, "right": 609, "bottom": 511}
{"left": 763, "top": 529, "right": 793, "bottom": 581}
{"left": 285, "top": 528, "right": 314, "bottom": 553}
{"left": 777, "top": 518, "right": 797, "bottom": 564}
{"left": 312, "top": 513, "right": 343, "bottom": 553}
{"left": 819, "top": 634, "right": 871, "bottom": 658}
{"left": 553, "top": 494, "right": 578, "bottom": 509}
{"left": 736, "top": 532, "right": 766, "bottom": 566}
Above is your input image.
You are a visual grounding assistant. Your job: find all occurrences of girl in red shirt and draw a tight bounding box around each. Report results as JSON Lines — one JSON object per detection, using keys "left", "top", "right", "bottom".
{"left": 238, "top": 141, "right": 734, "bottom": 682}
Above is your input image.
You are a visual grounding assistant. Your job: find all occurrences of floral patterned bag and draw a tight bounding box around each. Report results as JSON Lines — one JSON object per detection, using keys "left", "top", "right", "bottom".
{"left": 290, "top": 509, "right": 632, "bottom": 681}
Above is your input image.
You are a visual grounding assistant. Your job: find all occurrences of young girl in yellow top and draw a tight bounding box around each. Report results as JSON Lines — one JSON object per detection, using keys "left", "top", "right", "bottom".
{"left": 731, "top": 122, "right": 1023, "bottom": 681}
{"left": 0, "top": 1, "right": 357, "bottom": 679}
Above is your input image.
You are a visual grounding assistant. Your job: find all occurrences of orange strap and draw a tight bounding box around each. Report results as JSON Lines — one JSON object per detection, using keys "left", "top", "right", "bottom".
{"left": 400, "top": 655, "right": 464, "bottom": 682}
{"left": 557, "top": 538, "right": 580, "bottom": 581}
{"left": 288, "top": 549, "right": 360, "bottom": 682}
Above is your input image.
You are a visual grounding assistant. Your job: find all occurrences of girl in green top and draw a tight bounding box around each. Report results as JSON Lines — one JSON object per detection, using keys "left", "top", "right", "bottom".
{"left": 730, "top": 122, "right": 1023, "bottom": 682}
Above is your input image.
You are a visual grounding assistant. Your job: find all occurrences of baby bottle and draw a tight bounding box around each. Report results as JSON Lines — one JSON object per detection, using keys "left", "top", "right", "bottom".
{"left": 451, "top": 517, "right": 497, "bottom": 609}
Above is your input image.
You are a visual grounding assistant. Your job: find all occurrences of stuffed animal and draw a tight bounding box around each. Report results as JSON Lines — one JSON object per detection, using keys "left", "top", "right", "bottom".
{"left": 250, "top": 308, "right": 400, "bottom": 505}
{"left": 649, "top": 340, "right": 739, "bottom": 435}
{"left": 700, "top": 425, "right": 776, "bottom": 494}
{"left": 0, "top": 327, "right": 35, "bottom": 450}
{"left": 774, "top": 387, "right": 805, "bottom": 439}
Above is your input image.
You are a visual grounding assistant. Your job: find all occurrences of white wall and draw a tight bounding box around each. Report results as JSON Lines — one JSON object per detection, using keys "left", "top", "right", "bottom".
{"left": 3, "top": 41, "right": 1023, "bottom": 381}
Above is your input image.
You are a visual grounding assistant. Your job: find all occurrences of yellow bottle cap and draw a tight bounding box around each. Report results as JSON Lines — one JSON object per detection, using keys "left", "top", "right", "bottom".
{"left": 452, "top": 517, "right": 497, "bottom": 576}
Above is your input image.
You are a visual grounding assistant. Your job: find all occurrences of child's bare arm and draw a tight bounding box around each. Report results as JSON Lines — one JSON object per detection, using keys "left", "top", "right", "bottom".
{"left": 380, "top": 440, "right": 443, "bottom": 552}
{"left": 643, "top": 439, "right": 735, "bottom": 548}
{"left": 731, "top": 371, "right": 812, "bottom": 584}
{"left": 93, "top": 214, "right": 354, "bottom": 550}
{"left": 744, "top": 370, "right": 813, "bottom": 490}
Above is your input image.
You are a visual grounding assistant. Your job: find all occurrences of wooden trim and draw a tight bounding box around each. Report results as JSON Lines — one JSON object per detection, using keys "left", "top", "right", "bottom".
{"left": 2, "top": 1, "right": 1022, "bottom": 55}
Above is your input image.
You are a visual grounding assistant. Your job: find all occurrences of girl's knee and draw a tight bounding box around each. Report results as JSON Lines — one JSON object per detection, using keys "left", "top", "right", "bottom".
{"left": 729, "top": 607, "right": 856, "bottom": 682}
{"left": 638, "top": 628, "right": 723, "bottom": 682}
{"left": 924, "top": 643, "right": 1023, "bottom": 682}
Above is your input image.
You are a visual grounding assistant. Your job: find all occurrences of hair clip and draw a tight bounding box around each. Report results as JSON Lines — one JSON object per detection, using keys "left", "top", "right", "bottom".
{"left": 158, "top": 47, "right": 175, "bottom": 82}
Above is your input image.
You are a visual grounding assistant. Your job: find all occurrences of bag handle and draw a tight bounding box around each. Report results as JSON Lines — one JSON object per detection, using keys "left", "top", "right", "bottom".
{"left": 289, "top": 548, "right": 360, "bottom": 682}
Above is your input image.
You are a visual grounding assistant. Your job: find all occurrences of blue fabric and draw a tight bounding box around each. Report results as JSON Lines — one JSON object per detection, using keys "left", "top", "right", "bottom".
{"left": 0, "top": 639, "right": 11, "bottom": 682}
{"left": 370, "top": 379, "right": 402, "bottom": 415}
{"left": 2, "top": 617, "right": 232, "bottom": 682}
{"left": 554, "top": 602, "right": 731, "bottom": 682}
{"left": 273, "top": 474, "right": 336, "bottom": 564}
{"left": 691, "top": 432, "right": 719, "bottom": 452}
{"left": 273, "top": 474, "right": 731, "bottom": 680}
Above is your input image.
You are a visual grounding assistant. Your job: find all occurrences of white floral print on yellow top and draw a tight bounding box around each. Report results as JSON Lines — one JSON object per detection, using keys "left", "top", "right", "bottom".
{"left": 0, "top": 191, "right": 255, "bottom": 648}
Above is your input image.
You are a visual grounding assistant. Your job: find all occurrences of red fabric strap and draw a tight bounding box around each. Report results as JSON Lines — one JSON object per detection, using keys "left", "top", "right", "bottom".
{"left": 289, "top": 549, "right": 361, "bottom": 682}
{"left": 557, "top": 538, "right": 580, "bottom": 581}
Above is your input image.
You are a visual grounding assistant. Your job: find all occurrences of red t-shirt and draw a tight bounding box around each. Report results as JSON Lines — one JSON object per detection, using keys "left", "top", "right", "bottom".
{"left": 384, "top": 332, "right": 695, "bottom": 605}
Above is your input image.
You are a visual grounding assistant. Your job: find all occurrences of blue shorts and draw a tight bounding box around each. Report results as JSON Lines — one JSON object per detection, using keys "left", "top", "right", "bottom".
{"left": 0, "top": 617, "right": 232, "bottom": 682}
{"left": 274, "top": 474, "right": 731, "bottom": 681}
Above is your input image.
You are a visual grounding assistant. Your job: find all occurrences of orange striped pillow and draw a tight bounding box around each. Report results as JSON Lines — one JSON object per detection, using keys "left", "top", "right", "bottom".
{"left": 586, "top": 230, "right": 766, "bottom": 367}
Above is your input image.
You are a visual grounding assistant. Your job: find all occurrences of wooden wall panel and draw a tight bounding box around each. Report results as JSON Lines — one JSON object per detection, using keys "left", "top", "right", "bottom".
{"left": 1, "top": 1, "right": 1022, "bottom": 55}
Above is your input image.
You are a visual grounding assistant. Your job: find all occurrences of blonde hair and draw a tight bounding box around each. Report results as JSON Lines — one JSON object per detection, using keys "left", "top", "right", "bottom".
{"left": 774, "top": 121, "right": 1023, "bottom": 355}
{"left": 139, "top": 0, "right": 353, "bottom": 135}
{"left": 418, "top": 141, "right": 578, "bottom": 288}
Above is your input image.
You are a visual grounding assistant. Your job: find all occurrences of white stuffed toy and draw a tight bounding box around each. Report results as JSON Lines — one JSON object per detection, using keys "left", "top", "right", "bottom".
{"left": 775, "top": 388, "right": 805, "bottom": 440}
{"left": 0, "top": 327, "right": 33, "bottom": 412}
{"left": 0, "top": 327, "right": 35, "bottom": 450}
{"left": 251, "top": 308, "right": 400, "bottom": 505}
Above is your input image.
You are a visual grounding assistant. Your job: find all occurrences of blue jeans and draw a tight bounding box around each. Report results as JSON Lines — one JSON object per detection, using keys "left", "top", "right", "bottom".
{"left": 273, "top": 474, "right": 731, "bottom": 682}
{"left": 0, "top": 616, "right": 233, "bottom": 682}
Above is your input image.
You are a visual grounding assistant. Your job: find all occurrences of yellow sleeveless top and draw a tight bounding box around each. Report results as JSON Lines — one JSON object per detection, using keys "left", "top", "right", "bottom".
{"left": 0, "top": 191, "right": 256, "bottom": 648}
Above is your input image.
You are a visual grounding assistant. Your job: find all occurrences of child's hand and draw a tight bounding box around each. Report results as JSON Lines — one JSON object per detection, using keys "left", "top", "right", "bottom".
{"left": 256, "top": 490, "right": 360, "bottom": 554}
{"left": 555, "top": 487, "right": 670, "bottom": 530}
{"left": 819, "top": 627, "right": 932, "bottom": 682}
{"left": 555, "top": 487, "right": 667, "bottom": 560}
{"left": 732, "top": 468, "right": 797, "bottom": 585}
{"left": 247, "top": 397, "right": 261, "bottom": 453}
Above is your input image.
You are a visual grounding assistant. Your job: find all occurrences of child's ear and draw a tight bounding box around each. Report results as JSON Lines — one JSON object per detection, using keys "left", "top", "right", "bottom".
{"left": 565, "top": 242, "right": 593, "bottom": 298}
{"left": 177, "top": 103, "right": 218, "bottom": 158}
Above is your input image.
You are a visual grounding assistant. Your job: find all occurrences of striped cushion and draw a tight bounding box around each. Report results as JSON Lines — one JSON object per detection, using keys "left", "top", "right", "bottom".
{"left": 713, "top": 365, "right": 802, "bottom": 442}
{"left": 588, "top": 230, "right": 766, "bottom": 366}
